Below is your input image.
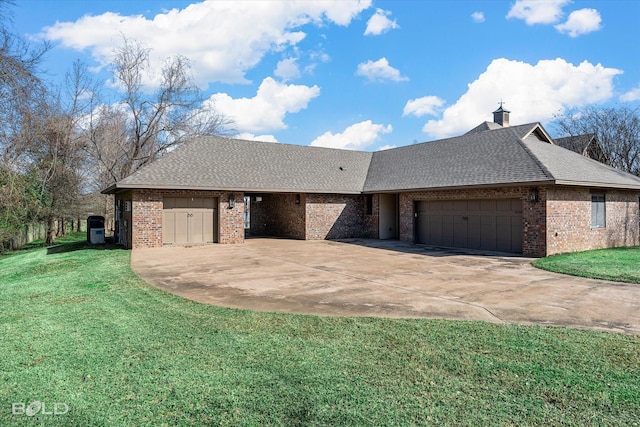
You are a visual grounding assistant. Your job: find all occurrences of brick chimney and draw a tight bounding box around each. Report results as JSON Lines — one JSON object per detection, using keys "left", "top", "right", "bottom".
{"left": 493, "top": 104, "right": 510, "bottom": 127}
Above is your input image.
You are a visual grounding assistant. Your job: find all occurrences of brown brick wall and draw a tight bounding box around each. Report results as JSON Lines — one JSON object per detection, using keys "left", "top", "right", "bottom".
{"left": 523, "top": 187, "right": 547, "bottom": 257}
{"left": 398, "top": 187, "right": 546, "bottom": 257}
{"left": 123, "top": 186, "right": 639, "bottom": 255}
{"left": 127, "top": 189, "right": 244, "bottom": 249}
{"left": 363, "top": 194, "right": 380, "bottom": 238}
{"left": 249, "top": 193, "right": 306, "bottom": 239}
{"left": 305, "top": 194, "right": 367, "bottom": 240}
{"left": 131, "top": 190, "right": 163, "bottom": 249}
{"left": 546, "top": 186, "right": 639, "bottom": 255}
{"left": 219, "top": 192, "right": 245, "bottom": 244}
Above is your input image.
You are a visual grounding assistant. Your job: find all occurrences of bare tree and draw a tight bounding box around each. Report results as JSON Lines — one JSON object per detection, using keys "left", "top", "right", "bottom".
{"left": 0, "top": 1, "right": 49, "bottom": 164}
{"left": 554, "top": 106, "right": 640, "bottom": 176}
{"left": 98, "top": 37, "right": 231, "bottom": 182}
{"left": 18, "top": 60, "right": 99, "bottom": 245}
{"left": 70, "top": 39, "right": 232, "bottom": 232}
{"left": 26, "top": 97, "right": 84, "bottom": 244}
{"left": 0, "top": 0, "right": 52, "bottom": 248}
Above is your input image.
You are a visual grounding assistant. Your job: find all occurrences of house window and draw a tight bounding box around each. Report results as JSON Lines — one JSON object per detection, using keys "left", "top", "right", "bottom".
{"left": 365, "top": 195, "right": 373, "bottom": 215}
{"left": 591, "top": 194, "right": 606, "bottom": 228}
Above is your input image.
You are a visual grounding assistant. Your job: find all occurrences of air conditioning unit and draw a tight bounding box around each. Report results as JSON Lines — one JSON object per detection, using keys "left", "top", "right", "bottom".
{"left": 89, "top": 228, "right": 105, "bottom": 244}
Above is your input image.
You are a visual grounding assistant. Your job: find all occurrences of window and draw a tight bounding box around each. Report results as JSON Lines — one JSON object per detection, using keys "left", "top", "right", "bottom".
{"left": 365, "top": 195, "right": 373, "bottom": 215}
{"left": 591, "top": 194, "right": 606, "bottom": 228}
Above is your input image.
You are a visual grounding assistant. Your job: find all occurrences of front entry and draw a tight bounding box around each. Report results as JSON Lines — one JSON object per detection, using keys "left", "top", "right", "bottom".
{"left": 162, "top": 197, "right": 218, "bottom": 245}
{"left": 415, "top": 199, "right": 522, "bottom": 253}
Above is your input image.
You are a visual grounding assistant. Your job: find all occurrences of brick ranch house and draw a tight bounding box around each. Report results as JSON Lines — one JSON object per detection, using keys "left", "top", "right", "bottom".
{"left": 103, "top": 108, "right": 640, "bottom": 257}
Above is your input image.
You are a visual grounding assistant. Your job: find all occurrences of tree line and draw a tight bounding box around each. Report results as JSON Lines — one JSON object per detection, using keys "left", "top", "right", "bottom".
{"left": 0, "top": 2, "right": 230, "bottom": 249}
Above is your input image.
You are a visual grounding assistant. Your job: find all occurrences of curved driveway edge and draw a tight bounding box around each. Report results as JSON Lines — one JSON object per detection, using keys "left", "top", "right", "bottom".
{"left": 131, "top": 238, "right": 640, "bottom": 335}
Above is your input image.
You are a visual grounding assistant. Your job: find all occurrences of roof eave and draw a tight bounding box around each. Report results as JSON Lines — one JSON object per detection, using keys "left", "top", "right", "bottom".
{"left": 101, "top": 183, "right": 364, "bottom": 195}
{"left": 553, "top": 180, "right": 640, "bottom": 191}
{"left": 365, "top": 179, "right": 640, "bottom": 194}
{"left": 363, "top": 180, "right": 557, "bottom": 194}
{"left": 103, "top": 180, "right": 640, "bottom": 196}
{"left": 101, "top": 184, "right": 118, "bottom": 194}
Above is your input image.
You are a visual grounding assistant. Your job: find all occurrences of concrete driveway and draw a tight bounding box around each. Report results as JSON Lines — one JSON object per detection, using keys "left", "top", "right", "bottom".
{"left": 131, "top": 238, "right": 640, "bottom": 335}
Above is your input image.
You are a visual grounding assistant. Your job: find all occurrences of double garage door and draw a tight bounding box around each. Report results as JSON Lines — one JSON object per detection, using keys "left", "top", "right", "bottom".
{"left": 415, "top": 199, "right": 523, "bottom": 253}
{"left": 163, "top": 197, "right": 217, "bottom": 245}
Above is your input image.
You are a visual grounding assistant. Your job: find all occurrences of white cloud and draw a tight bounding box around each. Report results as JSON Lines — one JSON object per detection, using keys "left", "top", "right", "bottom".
{"left": 471, "top": 12, "right": 485, "bottom": 23}
{"left": 235, "top": 133, "right": 279, "bottom": 143}
{"left": 364, "top": 8, "right": 399, "bottom": 35}
{"left": 356, "top": 57, "right": 408, "bottom": 82}
{"left": 310, "top": 120, "right": 392, "bottom": 150}
{"left": 207, "top": 77, "right": 320, "bottom": 133}
{"left": 555, "top": 8, "right": 602, "bottom": 37}
{"left": 421, "top": 58, "right": 622, "bottom": 139}
{"left": 378, "top": 144, "right": 397, "bottom": 151}
{"left": 274, "top": 58, "right": 301, "bottom": 82}
{"left": 620, "top": 84, "right": 640, "bottom": 103}
{"left": 403, "top": 96, "right": 445, "bottom": 117}
{"left": 42, "top": 1, "right": 372, "bottom": 87}
{"left": 506, "top": 0, "right": 569, "bottom": 25}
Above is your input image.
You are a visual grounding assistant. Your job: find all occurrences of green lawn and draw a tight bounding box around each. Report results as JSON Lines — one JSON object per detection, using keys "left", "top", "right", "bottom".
{"left": 533, "top": 246, "right": 640, "bottom": 284}
{"left": 1, "top": 234, "right": 639, "bottom": 426}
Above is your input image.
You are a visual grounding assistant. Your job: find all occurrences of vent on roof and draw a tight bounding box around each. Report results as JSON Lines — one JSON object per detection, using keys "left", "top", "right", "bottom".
{"left": 493, "top": 104, "right": 510, "bottom": 128}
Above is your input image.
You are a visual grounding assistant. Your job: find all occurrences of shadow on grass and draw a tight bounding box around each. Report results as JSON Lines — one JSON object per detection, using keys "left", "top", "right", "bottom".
{"left": 46, "top": 240, "right": 125, "bottom": 255}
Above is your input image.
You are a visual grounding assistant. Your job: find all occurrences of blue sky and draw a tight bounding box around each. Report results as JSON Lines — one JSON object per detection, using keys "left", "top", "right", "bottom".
{"left": 12, "top": 0, "right": 640, "bottom": 151}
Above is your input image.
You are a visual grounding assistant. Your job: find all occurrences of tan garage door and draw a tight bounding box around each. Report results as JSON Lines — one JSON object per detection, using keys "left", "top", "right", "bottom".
{"left": 163, "top": 197, "right": 217, "bottom": 245}
{"left": 415, "top": 199, "right": 522, "bottom": 253}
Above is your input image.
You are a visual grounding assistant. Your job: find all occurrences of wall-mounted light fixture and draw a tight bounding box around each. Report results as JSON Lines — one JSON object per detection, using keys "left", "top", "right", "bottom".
{"left": 228, "top": 194, "right": 236, "bottom": 209}
{"left": 528, "top": 188, "right": 539, "bottom": 203}
{"left": 295, "top": 194, "right": 301, "bottom": 204}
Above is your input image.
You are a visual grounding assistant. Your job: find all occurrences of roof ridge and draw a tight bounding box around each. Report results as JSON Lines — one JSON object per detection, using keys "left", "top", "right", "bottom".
{"left": 218, "top": 134, "right": 375, "bottom": 155}
{"left": 509, "top": 127, "right": 556, "bottom": 181}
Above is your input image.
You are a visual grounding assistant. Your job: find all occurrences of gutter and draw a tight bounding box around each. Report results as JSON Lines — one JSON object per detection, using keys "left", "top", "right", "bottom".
{"left": 553, "top": 180, "right": 640, "bottom": 191}
{"left": 101, "top": 183, "right": 364, "bottom": 195}
{"left": 363, "top": 180, "right": 556, "bottom": 194}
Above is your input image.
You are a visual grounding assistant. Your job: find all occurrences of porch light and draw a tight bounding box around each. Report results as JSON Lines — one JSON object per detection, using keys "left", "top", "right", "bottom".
{"left": 295, "top": 194, "right": 301, "bottom": 204}
{"left": 529, "top": 188, "right": 539, "bottom": 203}
{"left": 228, "top": 194, "right": 235, "bottom": 209}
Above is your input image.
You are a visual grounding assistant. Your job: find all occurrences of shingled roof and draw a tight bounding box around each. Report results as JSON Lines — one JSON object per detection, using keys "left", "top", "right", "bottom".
{"left": 364, "top": 124, "right": 554, "bottom": 192}
{"left": 555, "top": 133, "right": 610, "bottom": 164}
{"left": 555, "top": 134, "right": 596, "bottom": 154}
{"left": 523, "top": 136, "right": 638, "bottom": 188}
{"left": 108, "top": 136, "right": 372, "bottom": 194}
{"left": 104, "top": 122, "right": 640, "bottom": 194}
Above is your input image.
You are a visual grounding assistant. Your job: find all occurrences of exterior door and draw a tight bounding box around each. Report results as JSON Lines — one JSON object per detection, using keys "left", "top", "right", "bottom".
{"left": 379, "top": 193, "right": 399, "bottom": 239}
{"left": 163, "top": 197, "right": 217, "bottom": 245}
{"left": 415, "top": 199, "right": 522, "bottom": 253}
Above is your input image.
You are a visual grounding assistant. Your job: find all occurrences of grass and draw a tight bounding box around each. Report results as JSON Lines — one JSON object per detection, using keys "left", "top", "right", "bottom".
{"left": 533, "top": 246, "right": 640, "bottom": 284}
{"left": 1, "top": 234, "right": 639, "bottom": 426}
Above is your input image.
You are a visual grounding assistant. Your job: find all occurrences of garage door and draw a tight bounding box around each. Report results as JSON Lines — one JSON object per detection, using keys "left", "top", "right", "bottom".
{"left": 163, "top": 197, "right": 217, "bottom": 245}
{"left": 415, "top": 199, "right": 522, "bottom": 253}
